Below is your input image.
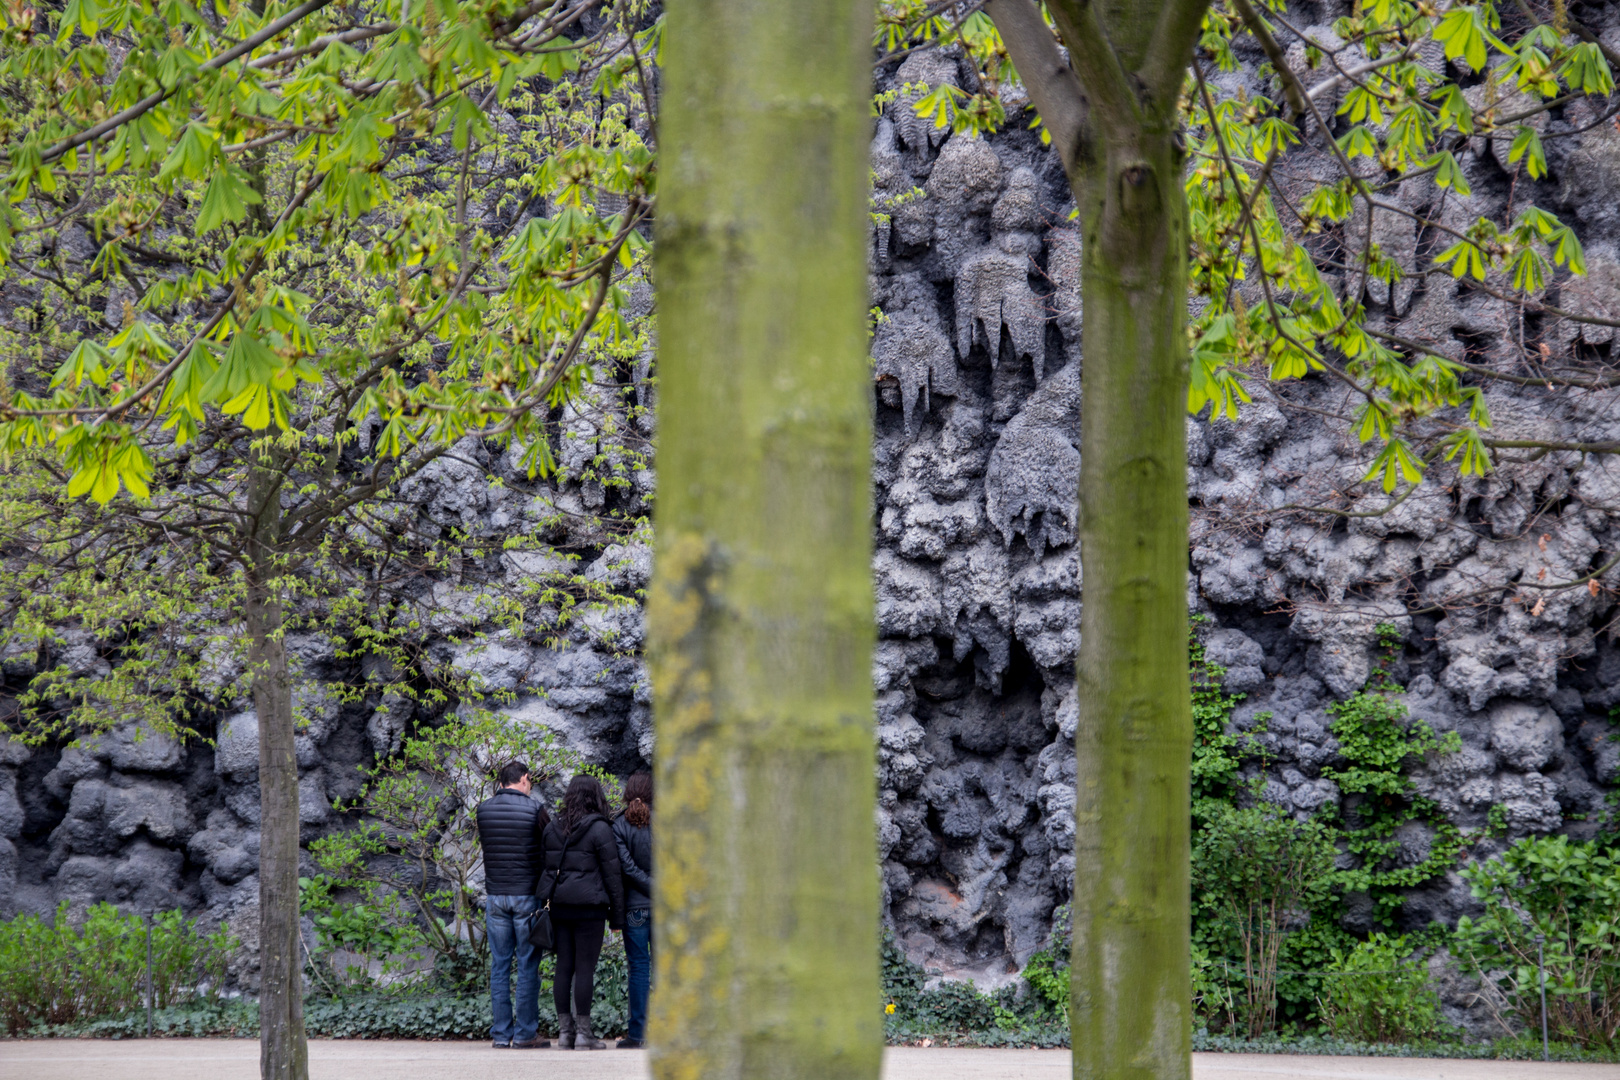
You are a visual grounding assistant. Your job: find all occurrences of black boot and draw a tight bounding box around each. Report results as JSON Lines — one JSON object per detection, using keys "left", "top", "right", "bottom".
{"left": 575, "top": 1015, "right": 606, "bottom": 1050}
{"left": 557, "top": 1013, "right": 576, "bottom": 1050}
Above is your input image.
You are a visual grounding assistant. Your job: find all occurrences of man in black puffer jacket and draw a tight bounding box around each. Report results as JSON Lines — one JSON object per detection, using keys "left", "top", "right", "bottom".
{"left": 475, "top": 761, "right": 550, "bottom": 1049}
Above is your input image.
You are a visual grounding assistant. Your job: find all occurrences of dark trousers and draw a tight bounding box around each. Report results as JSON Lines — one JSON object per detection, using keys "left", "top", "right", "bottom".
{"left": 553, "top": 915, "right": 606, "bottom": 1018}
{"left": 624, "top": 907, "right": 651, "bottom": 1041}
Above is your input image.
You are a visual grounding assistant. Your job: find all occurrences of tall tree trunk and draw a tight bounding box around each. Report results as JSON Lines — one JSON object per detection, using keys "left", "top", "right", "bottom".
{"left": 244, "top": 458, "right": 308, "bottom": 1080}
{"left": 1068, "top": 125, "right": 1193, "bottom": 1080}
{"left": 647, "top": 1, "right": 879, "bottom": 1078}
{"left": 986, "top": 2, "right": 1210, "bottom": 1077}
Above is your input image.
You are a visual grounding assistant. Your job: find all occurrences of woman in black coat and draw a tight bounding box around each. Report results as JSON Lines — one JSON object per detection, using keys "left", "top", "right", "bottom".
{"left": 537, "top": 774, "right": 625, "bottom": 1050}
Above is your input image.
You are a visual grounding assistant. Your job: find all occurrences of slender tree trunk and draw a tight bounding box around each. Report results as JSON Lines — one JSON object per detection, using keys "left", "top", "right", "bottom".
{"left": 244, "top": 458, "right": 308, "bottom": 1080}
{"left": 985, "top": 3, "right": 1207, "bottom": 1077}
{"left": 646, "top": 1, "right": 879, "bottom": 1079}
{"left": 1067, "top": 121, "right": 1194, "bottom": 1080}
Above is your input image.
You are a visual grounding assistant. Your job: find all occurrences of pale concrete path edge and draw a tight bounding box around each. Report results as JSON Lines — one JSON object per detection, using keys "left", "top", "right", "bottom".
{"left": 3, "top": 1039, "right": 1616, "bottom": 1080}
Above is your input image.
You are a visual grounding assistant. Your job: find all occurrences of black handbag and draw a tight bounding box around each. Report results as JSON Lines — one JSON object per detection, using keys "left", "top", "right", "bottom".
{"left": 528, "top": 827, "right": 577, "bottom": 951}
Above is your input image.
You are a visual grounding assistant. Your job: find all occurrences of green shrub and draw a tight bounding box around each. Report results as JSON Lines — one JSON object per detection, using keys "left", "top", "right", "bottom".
{"left": 1192, "top": 803, "right": 1338, "bottom": 1037}
{"left": 1020, "top": 947, "right": 1068, "bottom": 1016}
{"left": 1455, "top": 834, "right": 1620, "bottom": 1049}
{"left": 911, "top": 978, "right": 999, "bottom": 1031}
{"left": 1192, "top": 943, "right": 1238, "bottom": 1027}
{"left": 0, "top": 903, "right": 235, "bottom": 1034}
{"left": 299, "top": 875, "right": 430, "bottom": 993}
{"left": 1316, "top": 932, "right": 1443, "bottom": 1043}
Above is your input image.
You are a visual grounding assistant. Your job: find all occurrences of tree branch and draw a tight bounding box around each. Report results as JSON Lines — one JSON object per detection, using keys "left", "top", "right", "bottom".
{"left": 37, "top": 0, "right": 337, "bottom": 165}
{"left": 986, "top": 0, "right": 1088, "bottom": 172}
{"left": 1045, "top": 0, "right": 1142, "bottom": 141}
{"left": 1140, "top": 0, "right": 1216, "bottom": 115}
{"left": 1228, "top": 0, "right": 1308, "bottom": 120}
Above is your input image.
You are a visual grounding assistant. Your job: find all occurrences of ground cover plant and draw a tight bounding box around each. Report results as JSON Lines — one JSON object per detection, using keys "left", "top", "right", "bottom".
{"left": 13, "top": 931, "right": 632, "bottom": 1040}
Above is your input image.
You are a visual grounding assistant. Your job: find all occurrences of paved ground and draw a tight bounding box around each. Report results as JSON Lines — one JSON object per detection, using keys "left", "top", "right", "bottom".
{"left": 2, "top": 1040, "right": 1614, "bottom": 1080}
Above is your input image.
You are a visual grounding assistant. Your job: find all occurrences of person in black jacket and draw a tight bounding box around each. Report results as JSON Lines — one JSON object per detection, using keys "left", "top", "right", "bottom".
{"left": 474, "top": 760, "right": 551, "bottom": 1049}
{"left": 611, "top": 771, "right": 653, "bottom": 1048}
{"left": 537, "top": 773, "right": 625, "bottom": 1050}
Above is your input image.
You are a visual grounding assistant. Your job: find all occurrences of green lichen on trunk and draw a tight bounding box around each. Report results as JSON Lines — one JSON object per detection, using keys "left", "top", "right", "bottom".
{"left": 647, "top": 2, "right": 880, "bottom": 1080}
{"left": 245, "top": 460, "right": 309, "bottom": 1080}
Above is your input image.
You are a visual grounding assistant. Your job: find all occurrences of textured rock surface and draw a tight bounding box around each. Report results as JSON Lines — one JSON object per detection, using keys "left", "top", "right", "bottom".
{"left": 4, "top": 11, "right": 1620, "bottom": 1012}
{"left": 862, "top": 35, "right": 1620, "bottom": 989}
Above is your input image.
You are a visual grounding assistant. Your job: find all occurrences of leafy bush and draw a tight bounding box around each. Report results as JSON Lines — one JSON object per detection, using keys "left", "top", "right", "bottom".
{"left": 1455, "top": 834, "right": 1620, "bottom": 1049}
{"left": 913, "top": 979, "right": 1000, "bottom": 1031}
{"left": 0, "top": 903, "right": 235, "bottom": 1034}
{"left": 299, "top": 875, "right": 431, "bottom": 993}
{"left": 1316, "top": 932, "right": 1444, "bottom": 1043}
{"left": 1020, "top": 947, "right": 1068, "bottom": 1016}
{"left": 1192, "top": 803, "right": 1338, "bottom": 1036}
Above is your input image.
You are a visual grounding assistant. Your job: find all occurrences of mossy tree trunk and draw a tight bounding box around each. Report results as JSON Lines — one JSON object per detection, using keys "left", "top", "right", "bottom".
{"left": 988, "top": 2, "right": 1211, "bottom": 1077}
{"left": 243, "top": 456, "right": 309, "bottom": 1080}
{"left": 646, "top": 1, "right": 879, "bottom": 1079}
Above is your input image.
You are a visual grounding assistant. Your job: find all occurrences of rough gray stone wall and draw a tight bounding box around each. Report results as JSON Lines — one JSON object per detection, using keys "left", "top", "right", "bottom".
{"left": 864, "top": 31, "right": 1620, "bottom": 990}
{"left": 4, "top": 8, "right": 1620, "bottom": 1009}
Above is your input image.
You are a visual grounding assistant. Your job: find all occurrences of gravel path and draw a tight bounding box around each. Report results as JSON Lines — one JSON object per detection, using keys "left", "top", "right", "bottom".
{"left": 2, "top": 1040, "right": 1614, "bottom": 1080}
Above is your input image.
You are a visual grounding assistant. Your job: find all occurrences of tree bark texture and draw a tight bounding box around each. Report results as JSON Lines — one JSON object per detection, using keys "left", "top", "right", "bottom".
{"left": 987, "top": 2, "right": 1211, "bottom": 1078}
{"left": 244, "top": 460, "right": 309, "bottom": 1080}
{"left": 1068, "top": 127, "right": 1193, "bottom": 1080}
{"left": 647, "top": 1, "right": 879, "bottom": 1079}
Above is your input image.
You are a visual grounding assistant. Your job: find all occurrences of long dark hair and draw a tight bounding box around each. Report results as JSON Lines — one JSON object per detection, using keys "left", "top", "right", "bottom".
{"left": 623, "top": 772, "right": 652, "bottom": 828}
{"left": 559, "top": 774, "right": 610, "bottom": 834}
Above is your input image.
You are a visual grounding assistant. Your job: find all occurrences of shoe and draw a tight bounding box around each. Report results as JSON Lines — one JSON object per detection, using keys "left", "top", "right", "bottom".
{"left": 492, "top": 1041, "right": 511, "bottom": 1049}
{"left": 615, "top": 1038, "right": 645, "bottom": 1049}
{"left": 513, "top": 1036, "right": 551, "bottom": 1049}
{"left": 557, "top": 1013, "right": 577, "bottom": 1050}
{"left": 575, "top": 1015, "right": 606, "bottom": 1050}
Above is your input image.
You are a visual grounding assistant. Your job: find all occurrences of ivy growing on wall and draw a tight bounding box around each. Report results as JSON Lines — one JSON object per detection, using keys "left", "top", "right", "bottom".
{"left": 1323, "top": 623, "right": 1466, "bottom": 920}
{"left": 1187, "top": 616, "right": 1466, "bottom": 1034}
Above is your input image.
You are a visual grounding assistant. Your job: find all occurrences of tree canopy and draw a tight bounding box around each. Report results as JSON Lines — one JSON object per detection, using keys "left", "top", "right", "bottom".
{"left": 0, "top": 0, "right": 652, "bottom": 503}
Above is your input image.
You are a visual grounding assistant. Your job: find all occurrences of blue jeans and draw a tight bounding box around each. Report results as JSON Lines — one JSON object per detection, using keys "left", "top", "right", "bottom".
{"left": 486, "top": 894, "right": 540, "bottom": 1043}
{"left": 624, "top": 907, "right": 652, "bottom": 1041}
